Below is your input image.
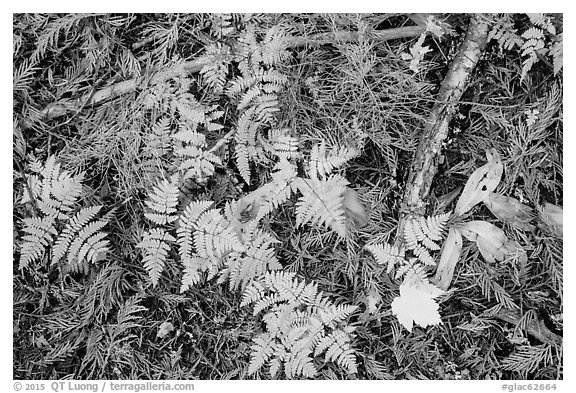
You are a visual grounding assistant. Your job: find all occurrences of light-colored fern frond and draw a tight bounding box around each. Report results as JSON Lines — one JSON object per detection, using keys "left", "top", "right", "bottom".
{"left": 221, "top": 229, "right": 282, "bottom": 290}
{"left": 308, "top": 142, "right": 359, "bottom": 180}
{"left": 294, "top": 175, "right": 349, "bottom": 238}
{"left": 259, "top": 25, "right": 292, "bottom": 66}
{"left": 144, "top": 174, "right": 179, "bottom": 226}
{"left": 234, "top": 107, "right": 260, "bottom": 184}
{"left": 52, "top": 206, "right": 105, "bottom": 266}
{"left": 520, "top": 26, "right": 545, "bottom": 81}
{"left": 314, "top": 329, "right": 358, "bottom": 374}
{"left": 403, "top": 212, "right": 450, "bottom": 265}
{"left": 18, "top": 155, "right": 103, "bottom": 271}
{"left": 67, "top": 220, "right": 109, "bottom": 273}
{"left": 265, "top": 129, "right": 300, "bottom": 161}
{"left": 37, "top": 156, "right": 84, "bottom": 220}
{"left": 173, "top": 124, "right": 222, "bottom": 182}
{"left": 177, "top": 201, "right": 214, "bottom": 266}
{"left": 242, "top": 271, "right": 358, "bottom": 378}
{"left": 242, "top": 157, "right": 298, "bottom": 221}
{"left": 365, "top": 243, "right": 406, "bottom": 273}
{"left": 193, "top": 209, "right": 245, "bottom": 262}
{"left": 199, "top": 43, "right": 232, "bottom": 94}
{"left": 19, "top": 216, "right": 57, "bottom": 269}
{"left": 137, "top": 228, "right": 176, "bottom": 287}
{"left": 488, "top": 15, "right": 523, "bottom": 51}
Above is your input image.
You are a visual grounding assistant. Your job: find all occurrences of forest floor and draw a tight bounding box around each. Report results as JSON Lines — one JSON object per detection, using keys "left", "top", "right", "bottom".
{"left": 12, "top": 13, "right": 563, "bottom": 381}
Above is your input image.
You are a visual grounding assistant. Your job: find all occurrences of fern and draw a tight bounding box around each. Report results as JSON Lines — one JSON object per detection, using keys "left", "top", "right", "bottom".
{"left": 172, "top": 122, "right": 222, "bottom": 183}
{"left": 177, "top": 200, "right": 244, "bottom": 292}
{"left": 488, "top": 15, "right": 523, "bottom": 51}
{"left": 265, "top": 129, "right": 300, "bottom": 161}
{"left": 137, "top": 228, "right": 176, "bottom": 287}
{"left": 502, "top": 344, "right": 554, "bottom": 375}
{"left": 308, "top": 142, "right": 359, "bottom": 180}
{"left": 144, "top": 174, "right": 180, "bottom": 225}
{"left": 234, "top": 107, "right": 260, "bottom": 184}
{"left": 18, "top": 156, "right": 109, "bottom": 271}
{"left": 403, "top": 212, "right": 451, "bottom": 266}
{"left": 365, "top": 243, "right": 405, "bottom": 273}
{"left": 52, "top": 207, "right": 109, "bottom": 270}
{"left": 138, "top": 174, "right": 180, "bottom": 286}
{"left": 293, "top": 175, "right": 349, "bottom": 238}
{"left": 241, "top": 271, "right": 358, "bottom": 378}
{"left": 520, "top": 27, "right": 545, "bottom": 81}
{"left": 221, "top": 228, "right": 282, "bottom": 290}
{"left": 19, "top": 216, "right": 58, "bottom": 269}
{"left": 199, "top": 43, "right": 232, "bottom": 94}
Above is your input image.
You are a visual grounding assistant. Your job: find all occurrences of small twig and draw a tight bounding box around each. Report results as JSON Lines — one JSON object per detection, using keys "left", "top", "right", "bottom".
{"left": 208, "top": 129, "right": 235, "bottom": 154}
{"left": 33, "top": 24, "right": 433, "bottom": 125}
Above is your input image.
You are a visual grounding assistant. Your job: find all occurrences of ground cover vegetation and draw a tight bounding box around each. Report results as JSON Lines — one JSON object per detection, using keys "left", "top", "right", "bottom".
{"left": 13, "top": 13, "right": 563, "bottom": 380}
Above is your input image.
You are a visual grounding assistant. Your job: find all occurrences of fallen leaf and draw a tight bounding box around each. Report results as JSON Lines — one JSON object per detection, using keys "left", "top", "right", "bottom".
{"left": 391, "top": 282, "right": 443, "bottom": 332}
{"left": 459, "top": 220, "right": 525, "bottom": 263}
{"left": 455, "top": 149, "right": 503, "bottom": 216}
{"left": 484, "top": 192, "right": 534, "bottom": 230}
{"left": 433, "top": 227, "right": 463, "bottom": 290}
{"left": 538, "top": 203, "right": 563, "bottom": 238}
{"left": 343, "top": 186, "right": 370, "bottom": 228}
{"left": 157, "top": 321, "right": 174, "bottom": 339}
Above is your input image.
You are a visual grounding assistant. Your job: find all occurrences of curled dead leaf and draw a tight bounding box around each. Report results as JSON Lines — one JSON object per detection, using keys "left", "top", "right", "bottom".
{"left": 460, "top": 220, "right": 507, "bottom": 263}
{"left": 484, "top": 192, "right": 534, "bottom": 230}
{"left": 455, "top": 148, "right": 503, "bottom": 216}
{"left": 343, "top": 186, "right": 369, "bottom": 228}
{"left": 538, "top": 202, "right": 563, "bottom": 238}
{"left": 459, "top": 220, "right": 526, "bottom": 263}
{"left": 433, "top": 227, "right": 463, "bottom": 290}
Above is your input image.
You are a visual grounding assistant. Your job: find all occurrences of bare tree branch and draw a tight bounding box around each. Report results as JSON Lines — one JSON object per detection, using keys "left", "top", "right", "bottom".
{"left": 395, "top": 15, "right": 489, "bottom": 244}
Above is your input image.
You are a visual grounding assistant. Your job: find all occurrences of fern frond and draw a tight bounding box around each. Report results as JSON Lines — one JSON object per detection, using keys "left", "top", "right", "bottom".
{"left": 315, "top": 330, "right": 358, "bottom": 374}
{"left": 243, "top": 271, "right": 358, "bottom": 378}
{"left": 308, "top": 142, "right": 359, "bottom": 180}
{"left": 520, "top": 27, "right": 546, "bottom": 81}
{"left": 144, "top": 174, "right": 179, "bottom": 225}
{"left": 177, "top": 201, "right": 214, "bottom": 266}
{"left": 245, "top": 157, "right": 298, "bottom": 220}
{"left": 222, "top": 229, "right": 281, "bottom": 290}
{"left": 52, "top": 205, "right": 102, "bottom": 265}
{"left": 248, "top": 333, "right": 277, "bottom": 375}
{"left": 137, "top": 228, "right": 176, "bottom": 286}
{"left": 294, "top": 175, "right": 349, "bottom": 238}
{"left": 266, "top": 129, "right": 300, "bottom": 161}
{"left": 19, "top": 216, "right": 57, "bottom": 269}
{"left": 235, "top": 107, "right": 259, "bottom": 184}
{"left": 199, "top": 43, "right": 231, "bottom": 93}
{"left": 502, "top": 344, "right": 553, "bottom": 374}
{"left": 194, "top": 209, "right": 244, "bottom": 262}
{"left": 365, "top": 243, "right": 406, "bottom": 273}
{"left": 259, "top": 25, "right": 291, "bottom": 66}
{"left": 37, "top": 157, "right": 84, "bottom": 220}
{"left": 180, "top": 256, "right": 213, "bottom": 293}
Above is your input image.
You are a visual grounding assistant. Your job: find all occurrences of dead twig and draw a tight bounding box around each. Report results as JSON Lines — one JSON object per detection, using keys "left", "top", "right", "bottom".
{"left": 395, "top": 15, "right": 489, "bottom": 245}
{"left": 34, "top": 24, "right": 431, "bottom": 125}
